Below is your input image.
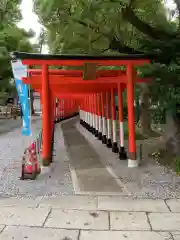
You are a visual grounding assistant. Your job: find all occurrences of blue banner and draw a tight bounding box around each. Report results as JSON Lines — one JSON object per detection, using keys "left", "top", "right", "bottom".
{"left": 11, "top": 60, "right": 32, "bottom": 136}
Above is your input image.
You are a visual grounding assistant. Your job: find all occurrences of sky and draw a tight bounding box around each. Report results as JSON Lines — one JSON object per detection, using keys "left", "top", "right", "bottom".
{"left": 166, "top": 0, "right": 176, "bottom": 8}
{"left": 18, "top": 0, "right": 49, "bottom": 53}
{"left": 18, "top": 0, "right": 42, "bottom": 43}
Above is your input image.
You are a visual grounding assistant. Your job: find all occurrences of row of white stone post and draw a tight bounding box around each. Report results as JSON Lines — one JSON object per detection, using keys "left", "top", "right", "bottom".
{"left": 79, "top": 109, "right": 126, "bottom": 155}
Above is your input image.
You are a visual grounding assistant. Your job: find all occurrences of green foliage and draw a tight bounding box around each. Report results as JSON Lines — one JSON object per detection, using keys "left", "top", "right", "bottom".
{"left": 150, "top": 107, "right": 166, "bottom": 124}
{"left": 33, "top": 0, "right": 170, "bottom": 55}
{"left": 175, "top": 157, "right": 180, "bottom": 175}
{"left": 0, "top": 0, "right": 37, "bottom": 94}
{"left": 0, "top": 0, "right": 22, "bottom": 27}
{"left": 115, "top": 120, "right": 146, "bottom": 140}
{"left": 33, "top": 0, "right": 180, "bottom": 127}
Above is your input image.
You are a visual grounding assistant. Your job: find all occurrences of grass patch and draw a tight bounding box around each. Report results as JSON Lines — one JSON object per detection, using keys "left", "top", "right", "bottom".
{"left": 114, "top": 120, "right": 146, "bottom": 140}
{"left": 174, "top": 157, "right": 180, "bottom": 175}
{"left": 150, "top": 148, "right": 180, "bottom": 175}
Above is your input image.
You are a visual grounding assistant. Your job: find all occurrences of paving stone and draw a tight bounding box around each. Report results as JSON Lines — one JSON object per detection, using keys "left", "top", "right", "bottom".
{"left": 0, "top": 207, "right": 50, "bottom": 227}
{"left": 79, "top": 231, "right": 172, "bottom": 240}
{"left": 39, "top": 195, "right": 97, "bottom": 210}
{"left": 149, "top": 213, "right": 180, "bottom": 231}
{"left": 166, "top": 199, "right": 180, "bottom": 212}
{"left": 45, "top": 209, "right": 109, "bottom": 230}
{"left": 0, "top": 196, "right": 42, "bottom": 208}
{"left": 62, "top": 123, "right": 122, "bottom": 193}
{"left": 171, "top": 232, "right": 180, "bottom": 240}
{"left": 0, "top": 226, "right": 78, "bottom": 240}
{"left": 110, "top": 212, "right": 150, "bottom": 230}
{"left": 98, "top": 196, "right": 169, "bottom": 212}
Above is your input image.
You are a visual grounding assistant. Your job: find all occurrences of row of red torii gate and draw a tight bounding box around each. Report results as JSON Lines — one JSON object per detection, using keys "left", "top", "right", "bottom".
{"left": 12, "top": 52, "right": 152, "bottom": 168}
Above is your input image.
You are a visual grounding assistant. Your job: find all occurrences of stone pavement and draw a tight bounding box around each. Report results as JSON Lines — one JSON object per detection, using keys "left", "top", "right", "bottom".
{"left": 62, "top": 119, "right": 123, "bottom": 194}
{"left": 0, "top": 195, "right": 180, "bottom": 239}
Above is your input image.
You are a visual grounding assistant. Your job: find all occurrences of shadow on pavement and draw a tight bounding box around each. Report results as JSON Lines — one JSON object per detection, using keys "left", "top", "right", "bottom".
{"left": 0, "top": 116, "right": 41, "bottom": 136}
{"left": 0, "top": 118, "right": 22, "bottom": 135}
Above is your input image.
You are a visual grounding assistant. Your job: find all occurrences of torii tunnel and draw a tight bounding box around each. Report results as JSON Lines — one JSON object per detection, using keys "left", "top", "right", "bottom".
{"left": 12, "top": 52, "right": 151, "bottom": 168}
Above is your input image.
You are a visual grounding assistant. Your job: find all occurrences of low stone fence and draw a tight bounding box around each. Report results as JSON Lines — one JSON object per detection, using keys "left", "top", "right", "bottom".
{"left": 0, "top": 105, "right": 20, "bottom": 119}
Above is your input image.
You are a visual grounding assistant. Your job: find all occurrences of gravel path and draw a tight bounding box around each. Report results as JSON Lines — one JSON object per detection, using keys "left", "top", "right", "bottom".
{"left": 77, "top": 121, "right": 180, "bottom": 199}
{"left": 1, "top": 115, "right": 180, "bottom": 200}
{"left": 0, "top": 117, "right": 42, "bottom": 197}
{"left": 0, "top": 117, "right": 74, "bottom": 198}
{"left": 0, "top": 97, "right": 73, "bottom": 198}
{"left": 0, "top": 118, "right": 22, "bottom": 135}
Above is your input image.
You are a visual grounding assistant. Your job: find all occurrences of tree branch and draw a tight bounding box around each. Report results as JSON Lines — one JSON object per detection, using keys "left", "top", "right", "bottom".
{"left": 73, "top": 18, "right": 111, "bottom": 39}
{"left": 109, "top": 37, "right": 143, "bottom": 54}
{"left": 91, "top": 35, "right": 102, "bottom": 44}
{"left": 122, "top": 6, "right": 178, "bottom": 40}
{"left": 101, "top": 47, "right": 110, "bottom": 53}
{"left": 74, "top": 18, "right": 143, "bottom": 53}
{"left": 74, "top": 17, "right": 145, "bottom": 55}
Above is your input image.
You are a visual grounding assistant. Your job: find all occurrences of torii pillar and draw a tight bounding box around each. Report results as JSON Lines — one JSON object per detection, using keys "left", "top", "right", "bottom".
{"left": 41, "top": 65, "right": 52, "bottom": 166}
{"left": 127, "top": 64, "right": 137, "bottom": 167}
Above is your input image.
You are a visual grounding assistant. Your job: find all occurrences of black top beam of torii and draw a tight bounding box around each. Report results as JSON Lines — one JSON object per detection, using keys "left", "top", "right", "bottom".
{"left": 11, "top": 51, "right": 159, "bottom": 61}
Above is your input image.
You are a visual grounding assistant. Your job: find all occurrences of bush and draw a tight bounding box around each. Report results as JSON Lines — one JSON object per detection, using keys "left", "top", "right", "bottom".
{"left": 175, "top": 157, "right": 180, "bottom": 175}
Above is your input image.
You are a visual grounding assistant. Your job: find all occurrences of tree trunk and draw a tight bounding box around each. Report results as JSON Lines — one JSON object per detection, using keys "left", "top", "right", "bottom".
{"left": 14, "top": 92, "right": 18, "bottom": 106}
{"left": 163, "top": 107, "right": 180, "bottom": 156}
{"left": 139, "top": 83, "right": 152, "bottom": 136}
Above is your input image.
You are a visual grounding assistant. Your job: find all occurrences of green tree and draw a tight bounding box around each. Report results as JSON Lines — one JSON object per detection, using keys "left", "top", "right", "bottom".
{"left": 33, "top": 0, "right": 180, "bottom": 154}
{"left": 0, "top": 26, "right": 36, "bottom": 93}
{"left": 0, "top": 0, "right": 39, "bottom": 117}
{"left": 0, "top": 0, "right": 36, "bottom": 95}
{"left": 33, "top": 0, "right": 169, "bottom": 54}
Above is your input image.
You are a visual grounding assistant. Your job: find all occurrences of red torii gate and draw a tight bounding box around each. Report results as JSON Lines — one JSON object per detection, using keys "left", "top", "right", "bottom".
{"left": 12, "top": 52, "right": 151, "bottom": 168}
